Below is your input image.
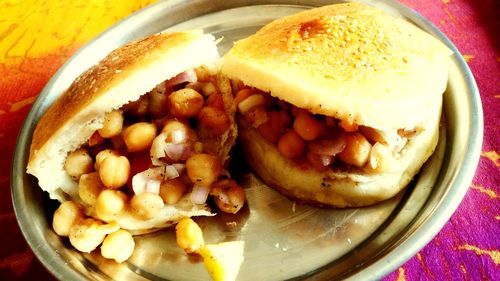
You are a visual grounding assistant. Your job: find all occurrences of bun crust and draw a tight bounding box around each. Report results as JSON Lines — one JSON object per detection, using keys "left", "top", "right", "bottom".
{"left": 27, "top": 31, "right": 220, "bottom": 201}
{"left": 222, "top": 2, "right": 451, "bottom": 131}
{"left": 238, "top": 95, "right": 441, "bottom": 207}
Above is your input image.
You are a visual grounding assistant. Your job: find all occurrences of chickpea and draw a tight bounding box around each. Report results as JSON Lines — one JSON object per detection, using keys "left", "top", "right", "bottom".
{"left": 201, "top": 82, "right": 217, "bottom": 96}
{"left": 175, "top": 217, "right": 204, "bottom": 253}
{"left": 277, "top": 131, "right": 305, "bottom": 159}
{"left": 233, "top": 88, "right": 254, "bottom": 105}
{"left": 64, "top": 148, "right": 94, "bottom": 180}
{"left": 148, "top": 89, "right": 168, "bottom": 118}
{"left": 123, "top": 122, "right": 157, "bottom": 152}
{"left": 206, "top": 92, "right": 225, "bottom": 110}
{"left": 198, "top": 107, "right": 230, "bottom": 135}
{"left": 338, "top": 132, "right": 372, "bottom": 167}
{"left": 211, "top": 179, "right": 246, "bottom": 214}
{"left": 98, "top": 110, "right": 124, "bottom": 138}
{"left": 258, "top": 110, "right": 291, "bottom": 143}
{"left": 78, "top": 172, "right": 104, "bottom": 206}
{"left": 130, "top": 192, "right": 164, "bottom": 220}
{"left": 293, "top": 112, "right": 326, "bottom": 141}
{"left": 94, "top": 149, "right": 119, "bottom": 171}
{"left": 99, "top": 155, "right": 130, "bottom": 189}
{"left": 101, "top": 229, "right": 135, "bottom": 263}
{"left": 159, "top": 178, "right": 187, "bottom": 205}
{"left": 186, "top": 153, "right": 222, "bottom": 186}
{"left": 95, "top": 190, "right": 127, "bottom": 222}
{"left": 52, "top": 201, "right": 84, "bottom": 237}
{"left": 169, "top": 88, "right": 204, "bottom": 117}
{"left": 69, "top": 219, "right": 119, "bottom": 253}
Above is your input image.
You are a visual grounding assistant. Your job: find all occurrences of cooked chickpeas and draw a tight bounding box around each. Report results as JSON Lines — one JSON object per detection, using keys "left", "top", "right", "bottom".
{"left": 201, "top": 82, "right": 217, "bottom": 96}
{"left": 211, "top": 179, "right": 246, "bottom": 214}
{"left": 101, "top": 229, "right": 135, "bottom": 263}
{"left": 78, "top": 172, "right": 104, "bottom": 206}
{"left": 95, "top": 190, "right": 127, "bottom": 222}
{"left": 64, "top": 148, "right": 94, "bottom": 180}
{"left": 186, "top": 153, "right": 222, "bottom": 186}
{"left": 52, "top": 201, "right": 84, "bottom": 237}
{"left": 338, "top": 132, "right": 372, "bottom": 167}
{"left": 98, "top": 110, "right": 124, "bottom": 138}
{"left": 198, "top": 107, "right": 230, "bottom": 135}
{"left": 258, "top": 110, "right": 291, "bottom": 143}
{"left": 94, "top": 149, "right": 119, "bottom": 171}
{"left": 175, "top": 217, "right": 204, "bottom": 253}
{"left": 99, "top": 155, "right": 130, "bottom": 189}
{"left": 293, "top": 112, "right": 326, "bottom": 141}
{"left": 169, "top": 88, "right": 204, "bottom": 117}
{"left": 130, "top": 192, "right": 164, "bottom": 220}
{"left": 69, "top": 219, "right": 119, "bottom": 253}
{"left": 148, "top": 89, "right": 168, "bottom": 117}
{"left": 159, "top": 178, "right": 187, "bottom": 205}
{"left": 277, "top": 131, "right": 305, "bottom": 159}
{"left": 123, "top": 122, "right": 157, "bottom": 152}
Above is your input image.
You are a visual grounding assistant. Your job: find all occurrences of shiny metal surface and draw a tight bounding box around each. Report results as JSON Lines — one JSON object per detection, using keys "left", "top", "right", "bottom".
{"left": 11, "top": 0, "right": 482, "bottom": 280}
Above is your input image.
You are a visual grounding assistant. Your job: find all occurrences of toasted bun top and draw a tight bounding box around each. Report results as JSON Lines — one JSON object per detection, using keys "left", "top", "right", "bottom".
{"left": 27, "top": 31, "right": 219, "bottom": 200}
{"left": 222, "top": 3, "right": 452, "bottom": 131}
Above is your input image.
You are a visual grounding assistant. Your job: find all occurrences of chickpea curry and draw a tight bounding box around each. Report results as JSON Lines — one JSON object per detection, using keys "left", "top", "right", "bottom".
{"left": 53, "top": 66, "right": 245, "bottom": 262}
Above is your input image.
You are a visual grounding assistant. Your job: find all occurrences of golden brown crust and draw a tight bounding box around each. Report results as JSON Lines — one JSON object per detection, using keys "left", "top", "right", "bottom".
{"left": 222, "top": 3, "right": 451, "bottom": 131}
{"left": 27, "top": 30, "right": 220, "bottom": 201}
{"left": 29, "top": 32, "right": 201, "bottom": 162}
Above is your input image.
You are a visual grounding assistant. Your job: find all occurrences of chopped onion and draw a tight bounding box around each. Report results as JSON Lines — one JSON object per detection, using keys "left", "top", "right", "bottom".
{"left": 308, "top": 130, "right": 347, "bottom": 156}
{"left": 164, "top": 69, "right": 197, "bottom": 88}
{"left": 238, "top": 94, "right": 265, "bottom": 114}
{"left": 165, "top": 165, "right": 180, "bottom": 179}
{"left": 132, "top": 166, "right": 180, "bottom": 194}
{"left": 150, "top": 133, "right": 168, "bottom": 166}
{"left": 173, "top": 163, "right": 186, "bottom": 174}
{"left": 190, "top": 185, "right": 211, "bottom": 204}
{"left": 164, "top": 143, "right": 189, "bottom": 162}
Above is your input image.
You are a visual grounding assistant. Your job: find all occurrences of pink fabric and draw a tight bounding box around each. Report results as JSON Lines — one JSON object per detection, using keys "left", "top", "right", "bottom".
{"left": 383, "top": 0, "right": 500, "bottom": 280}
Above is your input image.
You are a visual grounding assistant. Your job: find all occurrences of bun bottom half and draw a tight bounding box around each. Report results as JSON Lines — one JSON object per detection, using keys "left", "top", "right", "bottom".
{"left": 237, "top": 99, "right": 442, "bottom": 208}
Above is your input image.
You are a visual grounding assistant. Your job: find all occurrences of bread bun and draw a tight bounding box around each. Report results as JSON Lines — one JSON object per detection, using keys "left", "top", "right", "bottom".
{"left": 237, "top": 96, "right": 441, "bottom": 207}
{"left": 222, "top": 2, "right": 451, "bottom": 131}
{"left": 26, "top": 31, "right": 236, "bottom": 231}
{"left": 222, "top": 3, "right": 450, "bottom": 207}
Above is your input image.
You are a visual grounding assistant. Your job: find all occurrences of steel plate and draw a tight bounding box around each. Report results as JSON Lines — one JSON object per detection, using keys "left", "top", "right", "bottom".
{"left": 11, "top": 0, "right": 482, "bottom": 280}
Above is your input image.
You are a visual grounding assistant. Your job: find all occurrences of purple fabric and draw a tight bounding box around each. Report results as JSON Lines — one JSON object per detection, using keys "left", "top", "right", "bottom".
{"left": 383, "top": 0, "right": 500, "bottom": 280}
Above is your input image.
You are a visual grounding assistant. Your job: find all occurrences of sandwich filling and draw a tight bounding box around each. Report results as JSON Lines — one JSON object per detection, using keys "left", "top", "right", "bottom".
{"left": 233, "top": 83, "right": 418, "bottom": 174}
{"left": 54, "top": 66, "right": 245, "bottom": 256}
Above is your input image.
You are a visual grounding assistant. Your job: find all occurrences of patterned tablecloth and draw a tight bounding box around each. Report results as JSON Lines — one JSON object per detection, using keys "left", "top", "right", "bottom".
{"left": 0, "top": 0, "right": 498, "bottom": 280}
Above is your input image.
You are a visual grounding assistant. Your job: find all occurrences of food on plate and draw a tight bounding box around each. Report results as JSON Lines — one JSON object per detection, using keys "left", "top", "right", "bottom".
{"left": 176, "top": 218, "right": 245, "bottom": 281}
{"left": 26, "top": 31, "right": 245, "bottom": 261}
{"left": 221, "top": 2, "right": 452, "bottom": 207}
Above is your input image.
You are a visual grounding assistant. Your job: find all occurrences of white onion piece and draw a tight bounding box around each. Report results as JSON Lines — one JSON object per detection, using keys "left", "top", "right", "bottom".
{"left": 150, "top": 133, "right": 168, "bottom": 166}
{"left": 190, "top": 185, "right": 211, "bottom": 204}
{"left": 165, "top": 165, "right": 180, "bottom": 179}
{"left": 164, "top": 143, "right": 189, "bottom": 162}
{"left": 164, "top": 69, "right": 197, "bottom": 88}
{"left": 132, "top": 166, "right": 180, "bottom": 195}
{"left": 172, "top": 163, "right": 186, "bottom": 174}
